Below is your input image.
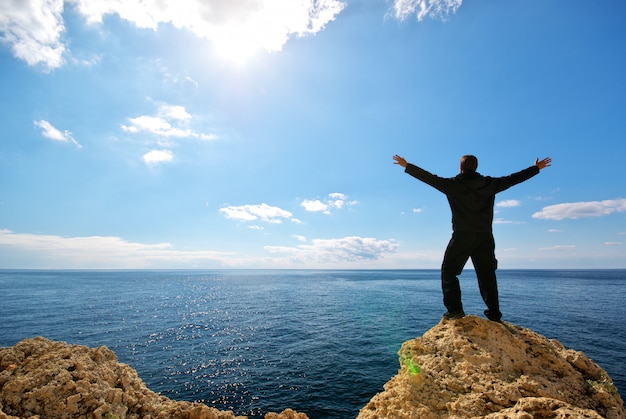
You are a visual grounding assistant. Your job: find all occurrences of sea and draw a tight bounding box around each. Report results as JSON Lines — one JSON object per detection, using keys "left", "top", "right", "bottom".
{"left": 1, "top": 269, "right": 624, "bottom": 418}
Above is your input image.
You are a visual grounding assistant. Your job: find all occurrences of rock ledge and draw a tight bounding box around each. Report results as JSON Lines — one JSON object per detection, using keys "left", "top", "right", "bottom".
{"left": 357, "top": 316, "right": 625, "bottom": 419}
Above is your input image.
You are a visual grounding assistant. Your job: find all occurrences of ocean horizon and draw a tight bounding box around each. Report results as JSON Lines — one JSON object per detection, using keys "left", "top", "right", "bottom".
{"left": 1, "top": 269, "right": 624, "bottom": 418}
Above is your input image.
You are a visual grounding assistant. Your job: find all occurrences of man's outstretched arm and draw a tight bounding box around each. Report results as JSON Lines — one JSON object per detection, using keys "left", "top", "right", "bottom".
{"left": 494, "top": 156, "right": 553, "bottom": 194}
{"left": 392, "top": 154, "right": 449, "bottom": 193}
{"left": 535, "top": 157, "right": 552, "bottom": 170}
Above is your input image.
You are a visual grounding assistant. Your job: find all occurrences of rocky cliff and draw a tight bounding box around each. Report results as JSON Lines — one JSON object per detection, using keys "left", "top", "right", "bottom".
{"left": 0, "top": 337, "right": 307, "bottom": 419}
{"left": 358, "top": 316, "right": 625, "bottom": 419}
{"left": 2, "top": 317, "right": 624, "bottom": 419}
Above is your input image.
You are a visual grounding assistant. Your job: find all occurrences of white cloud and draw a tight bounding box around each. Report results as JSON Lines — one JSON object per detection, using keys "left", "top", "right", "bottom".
{"left": 1, "top": 0, "right": 346, "bottom": 68}
{"left": 390, "top": 0, "right": 463, "bottom": 22}
{"left": 301, "top": 192, "right": 358, "bottom": 214}
{"left": 301, "top": 199, "right": 328, "bottom": 213}
{"left": 159, "top": 104, "right": 191, "bottom": 120}
{"left": 0, "top": 229, "right": 232, "bottom": 268}
{"left": 220, "top": 203, "right": 299, "bottom": 224}
{"left": 493, "top": 218, "right": 524, "bottom": 225}
{"left": 143, "top": 149, "right": 173, "bottom": 165}
{"left": 123, "top": 116, "right": 171, "bottom": 134}
{"left": 0, "top": 229, "right": 399, "bottom": 269}
{"left": 538, "top": 245, "right": 577, "bottom": 251}
{"left": 532, "top": 199, "right": 626, "bottom": 221}
{"left": 2, "top": 1, "right": 467, "bottom": 69}
{"left": 265, "top": 236, "right": 398, "bottom": 264}
{"left": 121, "top": 104, "right": 216, "bottom": 140}
{"left": 413, "top": 207, "right": 424, "bottom": 213}
{"left": 604, "top": 242, "right": 622, "bottom": 246}
{"left": 0, "top": 0, "right": 66, "bottom": 70}
{"left": 34, "top": 119, "right": 82, "bottom": 148}
{"left": 496, "top": 199, "right": 521, "bottom": 208}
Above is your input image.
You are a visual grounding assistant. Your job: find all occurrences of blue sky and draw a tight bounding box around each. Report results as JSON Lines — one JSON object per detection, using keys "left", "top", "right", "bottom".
{"left": 0, "top": 0, "right": 625, "bottom": 269}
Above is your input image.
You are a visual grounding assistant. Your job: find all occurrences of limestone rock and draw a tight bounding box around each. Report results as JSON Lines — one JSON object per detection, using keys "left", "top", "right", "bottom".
{"left": 358, "top": 315, "right": 625, "bottom": 419}
{"left": 0, "top": 337, "right": 308, "bottom": 419}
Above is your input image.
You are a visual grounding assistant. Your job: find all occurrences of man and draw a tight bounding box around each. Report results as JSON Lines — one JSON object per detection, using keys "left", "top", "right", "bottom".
{"left": 393, "top": 154, "right": 552, "bottom": 321}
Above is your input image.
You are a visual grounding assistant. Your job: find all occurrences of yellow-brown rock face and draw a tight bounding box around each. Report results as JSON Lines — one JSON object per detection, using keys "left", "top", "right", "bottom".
{"left": 358, "top": 316, "right": 625, "bottom": 419}
{"left": 0, "top": 337, "right": 307, "bottom": 419}
{"left": 2, "top": 317, "right": 624, "bottom": 419}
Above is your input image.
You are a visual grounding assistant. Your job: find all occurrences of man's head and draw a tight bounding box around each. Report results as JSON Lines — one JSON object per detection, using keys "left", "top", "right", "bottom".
{"left": 460, "top": 155, "right": 478, "bottom": 173}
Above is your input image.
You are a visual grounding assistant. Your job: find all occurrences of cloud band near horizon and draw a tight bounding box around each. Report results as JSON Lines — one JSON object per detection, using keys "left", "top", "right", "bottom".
{"left": 0, "top": 229, "right": 398, "bottom": 269}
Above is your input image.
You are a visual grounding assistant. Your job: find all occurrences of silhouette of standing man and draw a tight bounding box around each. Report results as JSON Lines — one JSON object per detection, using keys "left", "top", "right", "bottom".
{"left": 393, "top": 154, "right": 552, "bottom": 321}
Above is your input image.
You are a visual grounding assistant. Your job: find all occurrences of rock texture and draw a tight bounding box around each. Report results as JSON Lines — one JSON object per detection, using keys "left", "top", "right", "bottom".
{"left": 2, "top": 317, "right": 624, "bottom": 419}
{"left": 0, "top": 337, "right": 308, "bottom": 419}
{"left": 358, "top": 316, "right": 625, "bottom": 419}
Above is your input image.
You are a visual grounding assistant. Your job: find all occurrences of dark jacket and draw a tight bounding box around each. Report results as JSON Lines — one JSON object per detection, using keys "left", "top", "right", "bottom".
{"left": 405, "top": 163, "right": 540, "bottom": 232}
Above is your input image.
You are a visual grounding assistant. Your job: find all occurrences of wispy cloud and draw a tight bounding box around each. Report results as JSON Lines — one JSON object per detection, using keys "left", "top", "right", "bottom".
{"left": 0, "top": 229, "right": 232, "bottom": 268}
{"left": 538, "top": 245, "right": 577, "bottom": 251}
{"left": 34, "top": 119, "right": 82, "bottom": 148}
{"left": 493, "top": 218, "right": 524, "bottom": 225}
{"left": 390, "top": 0, "right": 463, "bottom": 22}
{"left": 220, "top": 203, "right": 301, "bottom": 224}
{"left": 301, "top": 192, "right": 358, "bottom": 215}
{"left": 265, "top": 236, "right": 398, "bottom": 264}
{"left": 605, "top": 242, "right": 622, "bottom": 246}
{"left": 0, "top": 229, "right": 398, "bottom": 268}
{"left": 532, "top": 199, "right": 626, "bottom": 220}
{"left": 496, "top": 199, "right": 521, "bottom": 208}
{"left": 122, "top": 103, "right": 216, "bottom": 165}
{"left": 121, "top": 104, "right": 216, "bottom": 141}
{"left": 1, "top": 0, "right": 346, "bottom": 69}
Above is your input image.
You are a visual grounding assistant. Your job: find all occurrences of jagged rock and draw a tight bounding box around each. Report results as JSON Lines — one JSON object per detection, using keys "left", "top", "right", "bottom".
{"left": 357, "top": 315, "right": 625, "bottom": 419}
{"left": 3, "top": 318, "right": 624, "bottom": 419}
{"left": 0, "top": 337, "right": 308, "bottom": 419}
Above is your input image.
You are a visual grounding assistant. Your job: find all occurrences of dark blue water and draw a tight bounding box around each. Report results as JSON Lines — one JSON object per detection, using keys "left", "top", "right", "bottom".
{"left": 1, "top": 270, "right": 624, "bottom": 418}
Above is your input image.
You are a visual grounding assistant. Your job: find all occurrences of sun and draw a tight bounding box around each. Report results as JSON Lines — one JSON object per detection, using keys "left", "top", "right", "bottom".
{"left": 213, "top": 38, "right": 261, "bottom": 65}
{"left": 210, "top": 22, "right": 273, "bottom": 65}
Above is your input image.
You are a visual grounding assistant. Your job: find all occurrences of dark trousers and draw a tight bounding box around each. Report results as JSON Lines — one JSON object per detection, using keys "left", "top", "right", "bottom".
{"left": 441, "top": 231, "right": 502, "bottom": 321}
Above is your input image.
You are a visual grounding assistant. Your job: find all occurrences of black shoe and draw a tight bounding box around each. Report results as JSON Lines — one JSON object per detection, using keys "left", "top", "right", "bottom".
{"left": 484, "top": 309, "right": 502, "bottom": 322}
{"left": 443, "top": 311, "right": 465, "bottom": 320}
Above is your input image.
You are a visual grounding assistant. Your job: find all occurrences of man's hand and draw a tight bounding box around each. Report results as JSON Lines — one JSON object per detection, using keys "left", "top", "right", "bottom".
{"left": 393, "top": 155, "right": 407, "bottom": 168}
{"left": 535, "top": 157, "right": 552, "bottom": 170}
